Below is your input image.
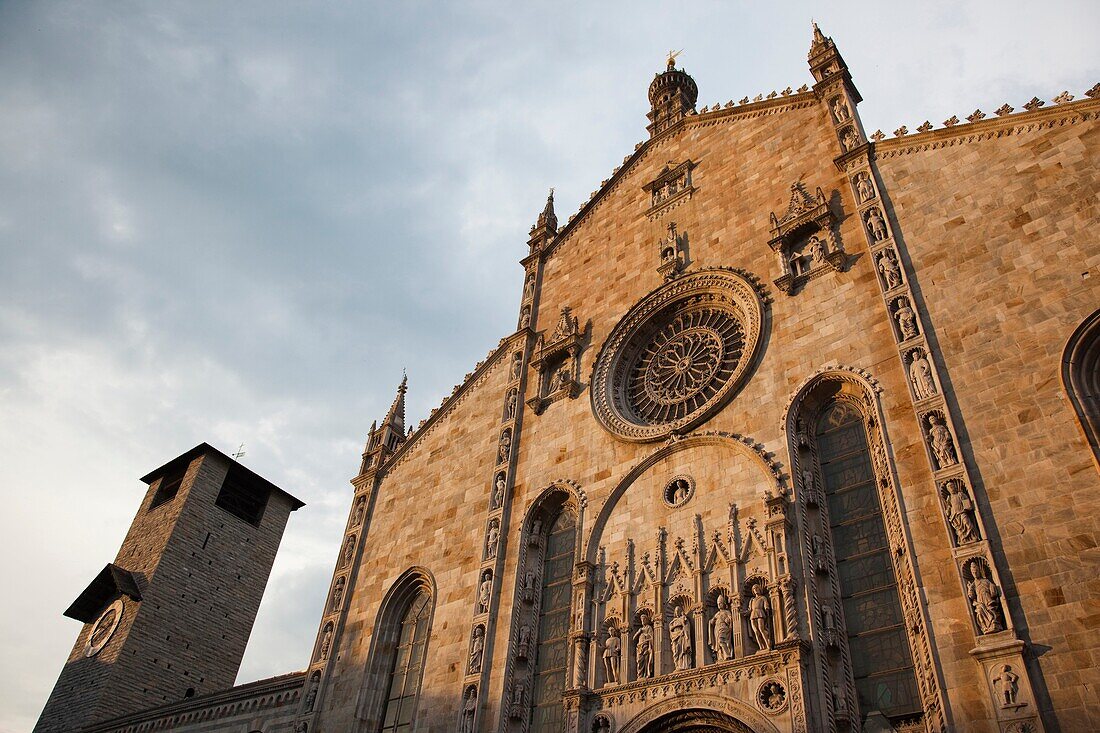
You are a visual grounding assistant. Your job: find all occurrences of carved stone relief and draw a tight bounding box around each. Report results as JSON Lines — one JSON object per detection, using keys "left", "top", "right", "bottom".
{"left": 940, "top": 478, "right": 980, "bottom": 545}
{"left": 469, "top": 625, "right": 485, "bottom": 673}
{"left": 924, "top": 411, "right": 958, "bottom": 469}
{"left": 459, "top": 684, "right": 477, "bottom": 733}
{"left": 656, "top": 222, "right": 686, "bottom": 280}
{"left": 865, "top": 206, "right": 889, "bottom": 241}
{"left": 330, "top": 576, "right": 346, "bottom": 612}
{"left": 963, "top": 556, "right": 1005, "bottom": 634}
{"left": 854, "top": 171, "right": 876, "bottom": 203}
{"left": 528, "top": 306, "right": 585, "bottom": 415}
{"left": 906, "top": 347, "right": 937, "bottom": 400}
{"left": 477, "top": 570, "right": 493, "bottom": 614}
{"left": 877, "top": 248, "right": 903, "bottom": 290}
{"left": 663, "top": 475, "right": 695, "bottom": 507}
{"left": 486, "top": 519, "right": 500, "bottom": 560}
{"left": 892, "top": 295, "right": 920, "bottom": 340}
{"left": 767, "top": 183, "right": 845, "bottom": 295}
{"left": 643, "top": 159, "right": 696, "bottom": 217}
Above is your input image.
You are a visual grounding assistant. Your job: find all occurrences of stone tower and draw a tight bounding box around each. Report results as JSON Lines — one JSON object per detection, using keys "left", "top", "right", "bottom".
{"left": 647, "top": 52, "right": 699, "bottom": 137}
{"left": 34, "top": 443, "right": 303, "bottom": 733}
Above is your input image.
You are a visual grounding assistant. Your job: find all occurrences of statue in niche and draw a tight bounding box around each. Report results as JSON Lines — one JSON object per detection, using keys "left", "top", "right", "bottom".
{"left": 510, "top": 352, "right": 522, "bottom": 380}
{"left": 822, "top": 603, "right": 835, "bottom": 632}
{"left": 669, "top": 606, "right": 692, "bottom": 670}
{"left": 505, "top": 390, "right": 517, "bottom": 420}
{"left": 519, "top": 306, "right": 531, "bottom": 329}
{"left": 531, "top": 519, "right": 543, "bottom": 539}
{"left": 593, "top": 716, "right": 612, "bottom": 733}
{"left": 841, "top": 127, "right": 860, "bottom": 152}
{"left": 517, "top": 623, "right": 531, "bottom": 659}
{"left": 319, "top": 623, "right": 333, "bottom": 660}
{"left": 523, "top": 572, "right": 536, "bottom": 603}
{"left": 710, "top": 594, "right": 735, "bottom": 662}
{"left": 461, "top": 688, "right": 477, "bottom": 733}
{"left": 352, "top": 497, "right": 365, "bottom": 526}
{"left": 486, "top": 522, "right": 499, "bottom": 559}
{"left": 833, "top": 683, "right": 847, "bottom": 714}
{"left": 303, "top": 672, "right": 319, "bottom": 712}
{"left": 812, "top": 533, "right": 826, "bottom": 572}
{"left": 967, "top": 561, "right": 1004, "bottom": 634}
{"left": 523, "top": 273, "right": 534, "bottom": 301}
{"left": 909, "top": 349, "right": 936, "bottom": 399}
{"left": 927, "top": 414, "right": 958, "bottom": 468}
{"left": 342, "top": 536, "right": 355, "bottom": 568}
{"left": 331, "top": 578, "right": 345, "bottom": 612}
{"left": 748, "top": 584, "right": 772, "bottom": 652}
{"left": 943, "top": 479, "right": 979, "bottom": 544}
{"left": 492, "top": 474, "right": 506, "bottom": 509}
{"left": 866, "top": 207, "right": 888, "bottom": 241}
{"left": 832, "top": 96, "right": 850, "bottom": 122}
{"left": 993, "top": 664, "right": 1020, "bottom": 706}
{"left": 602, "top": 626, "right": 621, "bottom": 683}
{"left": 856, "top": 172, "right": 875, "bottom": 203}
{"left": 469, "top": 627, "right": 485, "bottom": 673}
{"left": 477, "top": 572, "right": 492, "bottom": 613}
{"left": 810, "top": 236, "right": 826, "bottom": 263}
{"left": 801, "top": 468, "right": 816, "bottom": 495}
{"left": 510, "top": 678, "right": 527, "bottom": 710}
{"left": 878, "top": 249, "right": 902, "bottom": 289}
{"left": 894, "top": 298, "right": 919, "bottom": 339}
{"left": 634, "top": 613, "right": 655, "bottom": 679}
{"left": 498, "top": 430, "right": 511, "bottom": 464}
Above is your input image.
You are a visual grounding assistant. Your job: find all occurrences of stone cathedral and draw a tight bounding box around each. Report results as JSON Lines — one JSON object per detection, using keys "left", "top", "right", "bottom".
{"left": 35, "top": 26, "right": 1100, "bottom": 733}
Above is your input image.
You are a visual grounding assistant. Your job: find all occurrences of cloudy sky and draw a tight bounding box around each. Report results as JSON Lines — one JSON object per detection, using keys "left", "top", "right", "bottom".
{"left": 0, "top": 1, "right": 1095, "bottom": 730}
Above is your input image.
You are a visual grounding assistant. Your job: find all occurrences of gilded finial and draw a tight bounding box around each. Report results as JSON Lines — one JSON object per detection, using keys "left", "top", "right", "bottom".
{"left": 666, "top": 49, "right": 682, "bottom": 70}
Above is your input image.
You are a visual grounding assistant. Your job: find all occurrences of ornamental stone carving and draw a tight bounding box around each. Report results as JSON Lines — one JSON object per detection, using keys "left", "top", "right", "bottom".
{"left": 965, "top": 557, "right": 1004, "bottom": 634}
{"left": 878, "top": 248, "right": 903, "bottom": 290}
{"left": 747, "top": 582, "right": 772, "bottom": 652}
{"left": 319, "top": 622, "right": 333, "bottom": 661}
{"left": 865, "top": 206, "right": 888, "bottom": 241}
{"left": 854, "top": 171, "right": 875, "bottom": 203}
{"left": 907, "top": 347, "right": 937, "bottom": 399}
{"left": 993, "top": 664, "right": 1021, "bottom": 707}
{"left": 477, "top": 570, "right": 492, "bottom": 613}
{"left": 330, "top": 576, "right": 345, "bottom": 612}
{"left": 342, "top": 536, "right": 355, "bottom": 568}
{"left": 669, "top": 605, "right": 693, "bottom": 670}
{"left": 517, "top": 623, "right": 531, "bottom": 660}
{"left": 757, "top": 679, "right": 788, "bottom": 714}
{"left": 491, "top": 472, "right": 506, "bottom": 510}
{"left": 460, "top": 685, "right": 477, "bottom": 733}
{"left": 663, "top": 475, "right": 694, "bottom": 507}
{"left": 352, "top": 496, "right": 365, "bottom": 526}
{"left": 590, "top": 269, "right": 763, "bottom": 442}
{"left": 469, "top": 626, "right": 485, "bottom": 673}
{"left": 657, "top": 222, "right": 686, "bottom": 280}
{"left": 498, "top": 429, "right": 512, "bottom": 464}
{"left": 925, "top": 412, "right": 958, "bottom": 469}
{"left": 893, "top": 296, "right": 919, "bottom": 340}
{"left": 485, "top": 520, "right": 499, "bottom": 559}
{"left": 303, "top": 671, "right": 320, "bottom": 713}
{"left": 941, "top": 478, "right": 979, "bottom": 545}
{"left": 831, "top": 96, "right": 850, "bottom": 122}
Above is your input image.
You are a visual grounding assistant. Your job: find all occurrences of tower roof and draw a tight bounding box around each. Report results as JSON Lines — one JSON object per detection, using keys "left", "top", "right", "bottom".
{"left": 139, "top": 442, "right": 304, "bottom": 509}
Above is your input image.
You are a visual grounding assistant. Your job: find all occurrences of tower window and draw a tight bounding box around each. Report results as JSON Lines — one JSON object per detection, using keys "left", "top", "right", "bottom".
{"left": 214, "top": 469, "right": 270, "bottom": 526}
{"left": 149, "top": 467, "right": 186, "bottom": 510}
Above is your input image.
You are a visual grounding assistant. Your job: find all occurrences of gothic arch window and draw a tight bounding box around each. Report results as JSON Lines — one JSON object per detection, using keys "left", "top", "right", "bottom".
{"left": 814, "top": 399, "right": 920, "bottom": 720}
{"left": 530, "top": 509, "right": 576, "bottom": 732}
{"left": 358, "top": 568, "right": 435, "bottom": 732}
{"left": 1063, "top": 308, "right": 1100, "bottom": 467}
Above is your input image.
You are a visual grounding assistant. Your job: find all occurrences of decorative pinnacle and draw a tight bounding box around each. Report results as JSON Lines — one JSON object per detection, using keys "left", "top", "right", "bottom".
{"left": 666, "top": 49, "right": 682, "bottom": 70}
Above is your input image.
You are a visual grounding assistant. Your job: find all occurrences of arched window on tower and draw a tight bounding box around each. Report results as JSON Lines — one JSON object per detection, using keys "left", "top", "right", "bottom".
{"left": 815, "top": 401, "right": 920, "bottom": 720}
{"left": 1063, "top": 308, "right": 1100, "bottom": 468}
{"left": 530, "top": 510, "right": 576, "bottom": 732}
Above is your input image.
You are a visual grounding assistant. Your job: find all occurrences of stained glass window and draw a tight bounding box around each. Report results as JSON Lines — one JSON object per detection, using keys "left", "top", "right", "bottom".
{"left": 379, "top": 590, "right": 431, "bottom": 733}
{"left": 816, "top": 402, "right": 920, "bottom": 721}
{"left": 530, "top": 511, "right": 576, "bottom": 733}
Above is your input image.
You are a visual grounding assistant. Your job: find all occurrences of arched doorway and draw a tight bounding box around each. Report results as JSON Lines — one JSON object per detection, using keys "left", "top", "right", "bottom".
{"left": 634, "top": 709, "right": 755, "bottom": 733}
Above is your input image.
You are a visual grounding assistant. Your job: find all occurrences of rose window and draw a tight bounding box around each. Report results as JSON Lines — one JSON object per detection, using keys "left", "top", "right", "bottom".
{"left": 591, "top": 270, "right": 764, "bottom": 442}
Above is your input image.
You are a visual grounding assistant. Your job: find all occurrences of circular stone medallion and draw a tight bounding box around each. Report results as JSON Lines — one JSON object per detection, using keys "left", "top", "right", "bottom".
{"left": 591, "top": 269, "right": 764, "bottom": 442}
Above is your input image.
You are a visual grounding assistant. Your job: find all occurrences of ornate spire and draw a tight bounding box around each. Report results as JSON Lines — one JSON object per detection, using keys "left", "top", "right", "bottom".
{"left": 384, "top": 373, "right": 407, "bottom": 434}
{"left": 528, "top": 188, "right": 557, "bottom": 253}
{"left": 647, "top": 53, "right": 698, "bottom": 138}
{"left": 806, "top": 22, "right": 861, "bottom": 103}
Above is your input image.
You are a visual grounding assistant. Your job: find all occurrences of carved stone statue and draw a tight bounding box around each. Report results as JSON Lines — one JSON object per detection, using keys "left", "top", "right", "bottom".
{"left": 498, "top": 430, "right": 511, "bottom": 464}
{"left": 523, "top": 572, "right": 536, "bottom": 603}
{"left": 478, "top": 573, "right": 492, "bottom": 613}
{"left": 822, "top": 603, "right": 835, "bottom": 631}
{"left": 866, "top": 207, "right": 888, "bottom": 241}
{"left": 517, "top": 623, "right": 531, "bottom": 659}
{"left": 993, "top": 664, "right": 1020, "bottom": 706}
{"left": 669, "top": 606, "right": 692, "bottom": 670}
{"left": 519, "top": 307, "right": 531, "bottom": 329}
{"left": 319, "top": 624, "right": 333, "bottom": 660}
{"left": 330, "top": 578, "right": 345, "bottom": 611}
{"left": 486, "top": 522, "right": 499, "bottom": 559}
{"left": 909, "top": 350, "right": 936, "bottom": 399}
{"left": 967, "top": 562, "right": 1004, "bottom": 634}
{"left": 709, "top": 594, "right": 734, "bottom": 661}
{"left": 927, "top": 414, "right": 958, "bottom": 468}
{"left": 833, "top": 683, "right": 847, "bottom": 713}
{"left": 352, "top": 497, "right": 365, "bottom": 526}
{"left": 810, "top": 237, "right": 826, "bottom": 262}
{"left": 469, "top": 627, "right": 485, "bottom": 673}
{"left": 492, "top": 474, "right": 506, "bottom": 509}
{"left": 894, "top": 298, "right": 919, "bottom": 339}
{"left": 593, "top": 715, "right": 612, "bottom": 733}
{"left": 303, "top": 673, "right": 319, "bottom": 712}
{"left": 523, "top": 273, "right": 534, "bottom": 301}
{"left": 294, "top": 722, "right": 307, "bottom": 733}
{"left": 842, "top": 127, "right": 860, "bottom": 152}
{"left": 748, "top": 584, "right": 772, "bottom": 652}
{"left": 342, "top": 537, "right": 355, "bottom": 568}
{"left": 510, "top": 678, "right": 527, "bottom": 709}
{"left": 505, "top": 390, "right": 517, "bottom": 420}
{"left": 634, "top": 614, "right": 654, "bottom": 678}
{"left": 832, "top": 96, "right": 850, "bottom": 122}
{"left": 856, "top": 172, "right": 875, "bottom": 202}
{"left": 878, "top": 249, "right": 902, "bottom": 289}
{"left": 510, "top": 352, "right": 522, "bottom": 379}
{"left": 944, "top": 480, "right": 979, "bottom": 544}
{"left": 461, "top": 688, "right": 477, "bottom": 733}
{"left": 602, "top": 627, "right": 621, "bottom": 683}
{"left": 812, "top": 533, "right": 826, "bottom": 572}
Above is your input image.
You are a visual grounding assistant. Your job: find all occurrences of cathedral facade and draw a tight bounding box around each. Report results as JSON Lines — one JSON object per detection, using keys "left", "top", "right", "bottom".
{"left": 36, "top": 26, "right": 1100, "bottom": 733}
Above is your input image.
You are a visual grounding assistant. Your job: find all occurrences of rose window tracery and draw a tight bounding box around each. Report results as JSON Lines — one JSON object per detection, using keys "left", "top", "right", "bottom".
{"left": 591, "top": 269, "right": 764, "bottom": 442}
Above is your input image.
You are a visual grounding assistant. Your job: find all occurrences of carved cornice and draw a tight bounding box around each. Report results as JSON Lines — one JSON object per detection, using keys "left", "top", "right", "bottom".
{"left": 79, "top": 672, "right": 306, "bottom": 733}
{"left": 873, "top": 97, "right": 1098, "bottom": 159}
